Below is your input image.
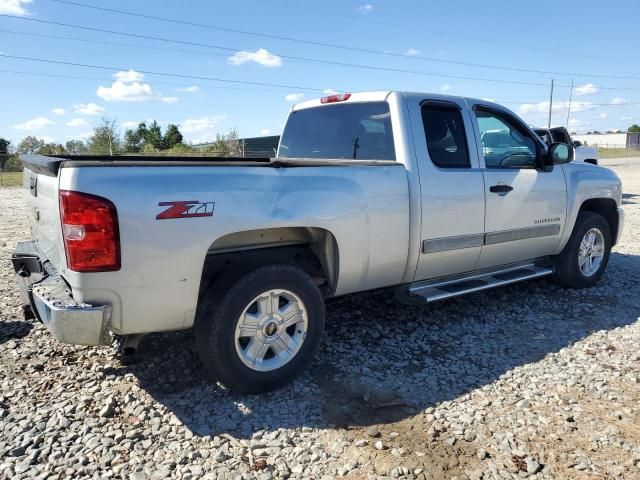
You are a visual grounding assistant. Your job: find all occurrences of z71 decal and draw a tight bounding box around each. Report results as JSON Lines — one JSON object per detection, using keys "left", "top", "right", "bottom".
{"left": 156, "top": 201, "right": 215, "bottom": 220}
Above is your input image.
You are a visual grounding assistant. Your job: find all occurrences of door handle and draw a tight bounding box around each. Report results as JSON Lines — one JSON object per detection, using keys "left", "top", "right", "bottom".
{"left": 489, "top": 184, "right": 513, "bottom": 194}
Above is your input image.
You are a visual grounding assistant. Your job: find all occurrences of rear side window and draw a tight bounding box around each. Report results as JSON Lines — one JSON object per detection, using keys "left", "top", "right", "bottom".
{"left": 278, "top": 102, "right": 395, "bottom": 160}
{"left": 421, "top": 104, "right": 470, "bottom": 168}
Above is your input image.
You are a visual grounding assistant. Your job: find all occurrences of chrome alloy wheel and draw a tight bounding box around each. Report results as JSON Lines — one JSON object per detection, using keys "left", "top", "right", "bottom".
{"left": 578, "top": 228, "right": 605, "bottom": 277}
{"left": 234, "top": 289, "right": 308, "bottom": 372}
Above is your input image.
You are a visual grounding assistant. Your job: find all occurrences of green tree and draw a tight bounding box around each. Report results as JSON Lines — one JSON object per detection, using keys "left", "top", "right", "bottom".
{"left": 628, "top": 124, "right": 640, "bottom": 133}
{"left": 65, "top": 140, "right": 87, "bottom": 154}
{"left": 163, "top": 124, "right": 183, "bottom": 149}
{"left": 16, "top": 136, "right": 46, "bottom": 154}
{"left": 201, "top": 129, "right": 241, "bottom": 157}
{"left": 88, "top": 118, "right": 121, "bottom": 155}
{"left": 146, "top": 120, "right": 164, "bottom": 150}
{"left": 38, "top": 143, "right": 67, "bottom": 155}
{"left": 0, "top": 137, "right": 11, "bottom": 172}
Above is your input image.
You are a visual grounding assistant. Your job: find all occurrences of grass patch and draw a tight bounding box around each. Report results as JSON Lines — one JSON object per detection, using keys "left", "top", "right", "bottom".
{"left": 597, "top": 148, "right": 640, "bottom": 159}
{"left": 0, "top": 171, "right": 23, "bottom": 187}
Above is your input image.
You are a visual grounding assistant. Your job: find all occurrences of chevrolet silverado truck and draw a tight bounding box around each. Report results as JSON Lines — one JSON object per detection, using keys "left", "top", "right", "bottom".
{"left": 534, "top": 126, "right": 599, "bottom": 165}
{"left": 12, "top": 92, "right": 624, "bottom": 393}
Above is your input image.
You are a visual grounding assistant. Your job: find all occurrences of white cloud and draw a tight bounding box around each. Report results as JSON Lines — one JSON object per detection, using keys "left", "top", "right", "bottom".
{"left": 74, "top": 102, "right": 106, "bottom": 115}
{"left": 260, "top": 129, "right": 271, "bottom": 136}
{"left": 113, "top": 70, "right": 145, "bottom": 83}
{"left": 596, "top": 113, "right": 608, "bottom": 119}
{"left": 12, "top": 116, "right": 56, "bottom": 130}
{"left": 574, "top": 83, "right": 599, "bottom": 96}
{"left": 0, "top": 0, "right": 33, "bottom": 16}
{"left": 66, "top": 131, "right": 92, "bottom": 141}
{"left": 404, "top": 48, "right": 421, "bottom": 56}
{"left": 621, "top": 116, "right": 633, "bottom": 121}
{"left": 519, "top": 100, "right": 594, "bottom": 115}
{"left": 358, "top": 4, "right": 373, "bottom": 13}
{"left": 285, "top": 93, "right": 305, "bottom": 102}
{"left": 611, "top": 97, "right": 628, "bottom": 105}
{"left": 440, "top": 84, "right": 452, "bottom": 92}
{"left": 66, "top": 118, "right": 89, "bottom": 127}
{"left": 323, "top": 88, "right": 338, "bottom": 95}
{"left": 176, "top": 85, "right": 199, "bottom": 93}
{"left": 191, "top": 132, "right": 217, "bottom": 144}
{"left": 227, "top": 48, "right": 283, "bottom": 68}
{"left": 52, "top": 107, "right": 66, "bottom": 116}
{"left": 181, "top": 115, "right": 226, "bottom": 133}
{"left": 97, "top": 70, "right": 178, "bottom": 103}
{"left": 122, "top": 120, "right": 139, "bottom": 129}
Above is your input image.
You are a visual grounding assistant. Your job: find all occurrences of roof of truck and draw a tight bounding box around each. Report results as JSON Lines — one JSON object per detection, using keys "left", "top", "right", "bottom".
{"left": 291, "top": 91, "right": 502, "bottom": 111}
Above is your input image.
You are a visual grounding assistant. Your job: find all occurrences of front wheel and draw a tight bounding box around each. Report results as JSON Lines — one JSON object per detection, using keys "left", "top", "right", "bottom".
{"left": 195, "top": 265, "right": 325, "bottom": 394}
{"left": 553, "top": 211, "right": 612, "bottom": 288}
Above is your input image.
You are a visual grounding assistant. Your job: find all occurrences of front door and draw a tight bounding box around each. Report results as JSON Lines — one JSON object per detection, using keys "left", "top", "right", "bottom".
{"left": 471, "top": 105, "right": 567, "bottom": 269}
{"left": 410, "top": 97, "right": 486, "bottom": 280}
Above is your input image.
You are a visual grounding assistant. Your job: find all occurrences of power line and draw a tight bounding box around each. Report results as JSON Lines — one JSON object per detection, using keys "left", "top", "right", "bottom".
{"left": 37, "top": 1, "right": 640, "bottom": 81}
{"left": 3, "top": 68, "right": 640, "bottom": 108}
{"left": 0, "top": 18, "right": 558, "bottom": 88}
{"left": 259, "top": 0, "right": 631, "bottom": 64}
{"left": 0, "top": 69, "right": 304, "bottom": 93}
{"left": 0, "top": 53, "right": 327, "bottom": 91}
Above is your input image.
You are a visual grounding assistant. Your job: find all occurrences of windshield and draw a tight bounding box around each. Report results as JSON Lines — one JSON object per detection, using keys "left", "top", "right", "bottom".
{"left": 278, "top": 102, "right": 395, "bottom": 160}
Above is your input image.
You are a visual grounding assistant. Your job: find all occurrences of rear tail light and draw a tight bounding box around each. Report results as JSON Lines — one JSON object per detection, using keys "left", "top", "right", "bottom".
{"left": 59, "top": 190, "right": 120, "bottom": 272}
{"left": 320, "top": 93, "right": 351, "bottom": 104}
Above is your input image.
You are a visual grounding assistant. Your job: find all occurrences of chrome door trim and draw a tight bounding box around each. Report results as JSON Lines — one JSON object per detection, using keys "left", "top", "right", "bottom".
{"left": 422, "top": 224, "right": 561, "bottom": 254}
{"left": 484, "top": 224, "right": 561, "bottom": 245}
{"left": 422, "top": 234, "right": 484, "bottom": 253}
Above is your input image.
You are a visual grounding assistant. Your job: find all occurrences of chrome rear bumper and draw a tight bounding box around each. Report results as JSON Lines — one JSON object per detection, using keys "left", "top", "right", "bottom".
{"left": 12, "top": 241, "right": 112, "bottom": 346}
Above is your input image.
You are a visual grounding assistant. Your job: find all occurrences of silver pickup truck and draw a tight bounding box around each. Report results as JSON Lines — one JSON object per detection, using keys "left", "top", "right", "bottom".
{"left": 12, "top": 91, "right": 624, "bottom": 393}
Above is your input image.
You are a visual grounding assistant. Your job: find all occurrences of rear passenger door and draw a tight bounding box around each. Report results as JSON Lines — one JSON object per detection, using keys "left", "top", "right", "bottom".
{"left": 410, "top": 98, "right": 486, "bottom": 280}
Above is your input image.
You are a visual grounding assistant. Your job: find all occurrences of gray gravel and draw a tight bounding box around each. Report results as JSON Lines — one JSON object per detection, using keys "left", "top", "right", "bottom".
{"left": 1, "top": 164, "right": 639, "bottom": 479}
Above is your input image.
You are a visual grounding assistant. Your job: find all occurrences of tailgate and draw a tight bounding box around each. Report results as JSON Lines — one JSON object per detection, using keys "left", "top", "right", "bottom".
{"left": 22, "top": 167, "right": 65, "bottom": 270}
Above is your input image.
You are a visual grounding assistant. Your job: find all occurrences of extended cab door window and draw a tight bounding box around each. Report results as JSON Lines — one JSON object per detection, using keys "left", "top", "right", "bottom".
{"left": 476, "top": 108, "right": 537, "bottom": 169}
{"left": 421, "top": 103, "right": 470, "bottom": 168}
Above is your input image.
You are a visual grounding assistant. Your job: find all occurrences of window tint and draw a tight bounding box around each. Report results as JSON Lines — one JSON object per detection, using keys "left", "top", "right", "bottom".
{"left": 421, "top": 104, "right": 470, "bottom": 168}
{"left": 278, "top": 102, "right": 395, "bottom": 160}
{"left": 476, "top": 109, "right": 537, "bottom": 169}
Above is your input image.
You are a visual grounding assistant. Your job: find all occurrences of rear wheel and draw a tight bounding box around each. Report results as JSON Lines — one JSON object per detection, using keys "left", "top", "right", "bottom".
{"left": 195, "top": 265, "right": 325, "bottom": 393}
{"left": 553, "top": 211, "right": 611, "bottom": 288}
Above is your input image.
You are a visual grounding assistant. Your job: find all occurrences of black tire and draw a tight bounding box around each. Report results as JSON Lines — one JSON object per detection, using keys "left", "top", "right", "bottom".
{"left": 553, "top": 211, "right": 612, "bottom": 288}
{"left": 194, "top": 264, "right": 325, "bottom": 394}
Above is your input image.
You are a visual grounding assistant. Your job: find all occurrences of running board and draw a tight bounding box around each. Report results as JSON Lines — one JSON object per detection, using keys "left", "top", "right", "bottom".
{"left": 407, "top": 263, "right": 554, "bottom": 303}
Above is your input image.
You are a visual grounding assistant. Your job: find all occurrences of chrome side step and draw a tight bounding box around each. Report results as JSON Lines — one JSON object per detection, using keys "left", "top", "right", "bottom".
{"left": 408, "top": 263, "right": 554, "bottom": 303}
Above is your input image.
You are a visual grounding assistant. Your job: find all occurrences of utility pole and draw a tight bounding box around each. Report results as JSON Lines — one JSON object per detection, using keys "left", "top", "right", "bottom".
{"left": 566, "top": 78, "right": 574, "bottom": 128}
{"left": 548, "top": 78, "right": 555, "bottom": 128}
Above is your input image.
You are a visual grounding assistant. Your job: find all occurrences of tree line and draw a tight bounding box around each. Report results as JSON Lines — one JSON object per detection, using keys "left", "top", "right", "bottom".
{"left": 0, "top": 118, "right": 242, "bottom": 172}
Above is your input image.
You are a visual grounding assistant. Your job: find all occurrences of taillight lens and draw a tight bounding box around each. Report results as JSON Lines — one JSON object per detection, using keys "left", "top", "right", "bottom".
{"left": 59, "top": 190, "right": 120, "bottom": 272}
{"left": 320, "top": 93, "right": 351, "bottom": 104}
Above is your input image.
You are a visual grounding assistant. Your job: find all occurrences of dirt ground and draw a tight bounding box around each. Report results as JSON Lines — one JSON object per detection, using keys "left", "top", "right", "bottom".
{"left": 1, "top": 163, "right": 639, "bottom": 479}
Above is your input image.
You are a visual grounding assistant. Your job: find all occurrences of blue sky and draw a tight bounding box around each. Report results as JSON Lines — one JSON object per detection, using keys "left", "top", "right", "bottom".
{"left": 1, "top": 0, "right": 640, "bottom": 146}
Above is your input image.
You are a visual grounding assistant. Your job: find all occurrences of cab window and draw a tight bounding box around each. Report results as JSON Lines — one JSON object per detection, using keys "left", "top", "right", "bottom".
{"left": 476, "top": 108, "right": 537, "bottom": 169}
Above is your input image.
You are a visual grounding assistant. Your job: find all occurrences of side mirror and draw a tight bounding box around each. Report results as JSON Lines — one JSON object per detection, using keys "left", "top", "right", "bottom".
{"left": 573, "top": 140, "right": 582, "bottom": 147}
{"left": 548, "top": 142, "right": 572, "bottom": 165}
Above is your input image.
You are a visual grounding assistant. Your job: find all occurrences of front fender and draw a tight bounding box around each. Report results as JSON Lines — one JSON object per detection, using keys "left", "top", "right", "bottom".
{"left": 555, "top": 163, "right": 622, "bottom": 253}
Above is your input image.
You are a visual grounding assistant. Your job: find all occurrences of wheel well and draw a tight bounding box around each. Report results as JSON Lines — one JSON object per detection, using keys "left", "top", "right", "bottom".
{"left": 579, "top": 198, "right": 619, "bottom": 244}
{"left": 198, "top": 227, "right": 339, "bottom": 301}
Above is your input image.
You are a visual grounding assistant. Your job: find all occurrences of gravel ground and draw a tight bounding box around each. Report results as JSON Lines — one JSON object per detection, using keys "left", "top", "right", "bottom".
{"left": 1, "top": 165, "right": 639, "bottom": 480}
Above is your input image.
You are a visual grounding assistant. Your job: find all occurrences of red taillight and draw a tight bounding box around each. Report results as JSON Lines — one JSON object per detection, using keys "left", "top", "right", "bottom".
{"left": 59, "top": 190, "right": 120, "bottom": 272}
{"left": 320, "top": 93, "right": 352, "bottom": 104}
